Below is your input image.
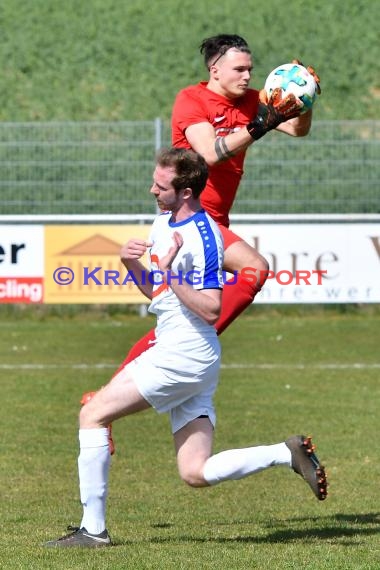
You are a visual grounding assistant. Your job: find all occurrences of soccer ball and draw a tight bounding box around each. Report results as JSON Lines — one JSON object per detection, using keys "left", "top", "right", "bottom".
{"left": 264, "top": 63, "right": 317, "bottom": 112}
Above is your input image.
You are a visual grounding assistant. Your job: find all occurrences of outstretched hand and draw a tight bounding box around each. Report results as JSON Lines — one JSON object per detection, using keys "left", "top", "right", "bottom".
{"left": 247, "top": 87, "right": 303, "bottom": 141}
{"left": 259, "top": 87, "right": 302, "bottom": 118}
{"left": 158, "top": 231, "right": 183, "bottom": 272}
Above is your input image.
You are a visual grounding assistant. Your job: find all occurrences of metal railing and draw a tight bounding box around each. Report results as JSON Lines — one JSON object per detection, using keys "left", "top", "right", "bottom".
{"left": 0, "top": 120, "right": 379, "bottom": 216}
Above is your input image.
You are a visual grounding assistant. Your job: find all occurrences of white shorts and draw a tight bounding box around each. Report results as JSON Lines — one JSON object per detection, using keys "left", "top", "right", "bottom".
{"left": 126, "top": 333, "right": 220, "bottom": 433}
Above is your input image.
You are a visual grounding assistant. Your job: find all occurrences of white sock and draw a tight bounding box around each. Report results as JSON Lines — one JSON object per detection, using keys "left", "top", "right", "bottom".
{"left": 78, "top": 428, "right": 110, "bottom": 535}
{"left": 203, "top": 443, "right": 291, "bottom": 485}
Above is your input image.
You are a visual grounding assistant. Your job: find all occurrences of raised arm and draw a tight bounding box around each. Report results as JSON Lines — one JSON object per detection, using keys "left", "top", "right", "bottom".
{"left": 184, "top": 90, "right": 303, "bottom": 166}
{"left": 185, "top": 121, "right": 254, "bottom": 166}
{"left": 120, "top": 239, "right": 153, "bottom": 300}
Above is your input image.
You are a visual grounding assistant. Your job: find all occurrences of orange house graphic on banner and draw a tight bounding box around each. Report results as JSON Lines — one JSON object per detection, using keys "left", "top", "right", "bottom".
{"left": 44, "top": 225, "right": 150, "bottom": 304}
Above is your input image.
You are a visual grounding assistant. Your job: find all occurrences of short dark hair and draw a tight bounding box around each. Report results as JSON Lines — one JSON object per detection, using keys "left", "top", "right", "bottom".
{"left": 200, "top": 34, "right": 251, "bottom": 69}
{"left": 156, "top": 147, "right": 208, "bottom": 199}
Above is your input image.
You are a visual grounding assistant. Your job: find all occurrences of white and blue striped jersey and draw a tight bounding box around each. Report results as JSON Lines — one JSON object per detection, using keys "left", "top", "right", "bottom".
{"left": 147, "top": 209, "right": 224, "bottom": 336}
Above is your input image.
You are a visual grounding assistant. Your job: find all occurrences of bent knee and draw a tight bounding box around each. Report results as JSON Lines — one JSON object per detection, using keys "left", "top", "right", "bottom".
{"left": 79, "top": 399, "right": 107, "bottom": 429}
{"left": 256, "top": 254, "right": 270, "bottom": 287}
{"left": 240, "top": 252, "right": 270, "bottom": 289}
{"left": 237, "top": 249, "right": 269, "bottom": 275}
{"left": 250, "top": 251, "right": 269, "bottom": 273}
{"left": 79, "top": 403, "right": 93, "bottom": 426}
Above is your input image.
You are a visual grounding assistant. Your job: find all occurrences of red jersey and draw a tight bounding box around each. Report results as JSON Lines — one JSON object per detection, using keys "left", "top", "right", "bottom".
{"left": 172, "top": 82, "right": 260, "bottom": 227}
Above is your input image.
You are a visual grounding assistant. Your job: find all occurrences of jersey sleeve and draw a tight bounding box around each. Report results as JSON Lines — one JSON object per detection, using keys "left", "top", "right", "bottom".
{"left": 172, "top": 88, "right": 209, "bottom": 137}
{"left": 192, "top": 217, "right": 224, "bottom": 291}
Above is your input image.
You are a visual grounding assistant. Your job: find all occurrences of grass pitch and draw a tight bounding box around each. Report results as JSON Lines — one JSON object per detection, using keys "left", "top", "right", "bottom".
{"left": 0, "top": 308, "right": 379, "bottom": 569}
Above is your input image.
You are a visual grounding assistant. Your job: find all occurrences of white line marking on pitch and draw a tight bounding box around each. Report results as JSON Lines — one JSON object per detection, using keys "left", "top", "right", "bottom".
{"left": 1, "top": 363, "right": 380, "bottom": 370}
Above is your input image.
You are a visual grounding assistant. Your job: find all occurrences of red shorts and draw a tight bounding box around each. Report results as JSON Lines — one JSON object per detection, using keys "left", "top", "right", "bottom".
{"left": 218, "top": 224, "right": 243, "bottom": 250}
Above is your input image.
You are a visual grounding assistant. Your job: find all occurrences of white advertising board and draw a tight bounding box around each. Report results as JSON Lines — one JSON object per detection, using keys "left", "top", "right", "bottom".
{"left": 0, "top": 226, "right": 44, "bottom": 303}
{"left": 0, "top": 223, "right": 379, "bottom": 304}
{"left": 230, "top": 223, "right": 380, "bottom": 303}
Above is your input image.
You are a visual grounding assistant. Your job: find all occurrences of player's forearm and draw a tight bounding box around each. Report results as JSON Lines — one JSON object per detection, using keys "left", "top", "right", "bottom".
{"left": 205, "top": 129, "right": 253, "bottom": 165}
{"left": 185, "top": 122, "right": 254, "bottom": 166}
{"left": 276, "top": 109, "right": 312, "bottom": 137}
{"left": 121, "top": 258, "right": 153, "bottom": 300}
{"left": 213, "top": 93, "right": 307, "bottom": 162}
{"left": 168, "top": 277, "right": 221, "bottom": 325}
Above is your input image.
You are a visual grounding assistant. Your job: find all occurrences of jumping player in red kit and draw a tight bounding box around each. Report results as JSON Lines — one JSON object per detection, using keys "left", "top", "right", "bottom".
{"left": 82, "top": 34, "right": 321, "bottom": 454}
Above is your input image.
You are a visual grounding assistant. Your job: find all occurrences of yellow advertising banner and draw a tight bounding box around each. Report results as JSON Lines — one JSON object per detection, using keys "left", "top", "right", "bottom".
{"left": 44, "top": 225, "right": 150, "bottom": 304}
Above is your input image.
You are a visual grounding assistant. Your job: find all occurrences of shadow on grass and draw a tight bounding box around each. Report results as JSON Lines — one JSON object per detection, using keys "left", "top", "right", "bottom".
{"left": 114, "top": 512, "right": 380, "bottom": 546}
{"left": 278, "top": 512, "right": 380, "bottom": 526}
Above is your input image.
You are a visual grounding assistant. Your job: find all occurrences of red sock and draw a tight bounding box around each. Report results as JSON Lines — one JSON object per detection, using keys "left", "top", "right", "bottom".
{"left": 215, "top": 274, "right": 262, "bottom": 335}
{"left": 113, "top": 328, "right": 156, "bottom": 375}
